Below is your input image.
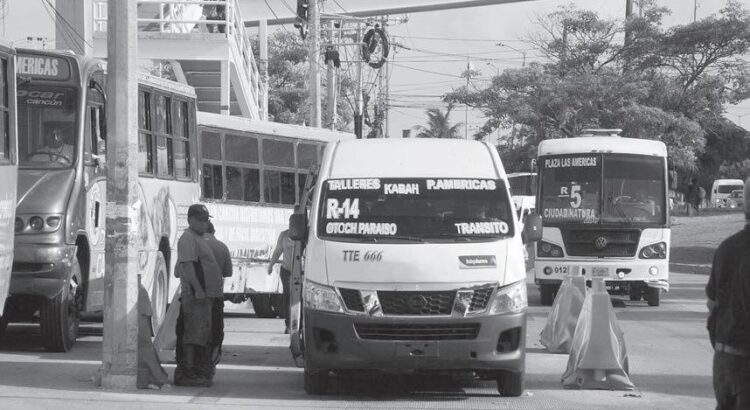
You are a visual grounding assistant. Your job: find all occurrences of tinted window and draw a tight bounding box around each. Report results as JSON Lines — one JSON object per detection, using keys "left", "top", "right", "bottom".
{"left": 156, "top": 135, "right": 173, "bottom": 177}
{"left": 297, "top": 143, "right": 318, "bottom": 168}
{"left": 226, "top": 134, "right": 258, "bottom": 164}
{"left": 138, "top": 132, "right": 153, "bottom": 173}
{"left": 202, "top": 164, "right": 223, "bottom": 199}
{"left": 263, "top": 139, "right": 294, "bottom": 167}
{"left": 201, "top": 131, "right": 221, "bottom": 160}
{"left": 227, "top": 166, "right": 260, "bottom": 202}
{"left": 174, "top": 139, "right": 189, "bottom": 179}
{"left": 139, "top": 91, "right": 151, "bottom": 130}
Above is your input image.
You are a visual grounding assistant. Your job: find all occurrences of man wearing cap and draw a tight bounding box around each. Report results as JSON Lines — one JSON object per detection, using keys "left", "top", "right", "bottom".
{"left": 174, "top": 204, "right": 222, "bottom": 387}
{"left": 707, "top": 178, "right": 750, "bottom": 408}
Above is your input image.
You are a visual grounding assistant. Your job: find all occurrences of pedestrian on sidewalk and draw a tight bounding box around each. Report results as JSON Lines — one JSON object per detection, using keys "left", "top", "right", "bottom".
{"left": 203, "top": 222, "right": 233, "bottom": 380}
{"left": 268, "top": 228, "right": 294, "bottom": 334}
{"left": 686, "top": 178, "right": 700, "bottom": 216}
{"left": 706, "top": 178, "right": 750, "bottom": 409}
{"left": 174, "top": 204, "right": 222, "bottom": 387}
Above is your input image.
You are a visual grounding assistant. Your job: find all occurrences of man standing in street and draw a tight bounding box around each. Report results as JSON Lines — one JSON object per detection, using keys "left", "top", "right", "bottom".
{"left": 204, "top": 222, "right": 232, "bottom": 379}
{"left": 174, "top": 204, "right": 222, "bottom": 387}
{"left": 706, "top": 178, "right": 750, "bottom": 409}
{"left": 268, "top": 229, "right": 294, "bottom": 333}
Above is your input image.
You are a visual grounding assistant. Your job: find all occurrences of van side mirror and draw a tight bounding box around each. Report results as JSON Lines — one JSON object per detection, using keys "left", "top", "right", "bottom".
{"left": 288, "top": 213, "right": 307, "bottom": 241}
{"left": 523, "top": 214, "right": 543, "bottom": 243}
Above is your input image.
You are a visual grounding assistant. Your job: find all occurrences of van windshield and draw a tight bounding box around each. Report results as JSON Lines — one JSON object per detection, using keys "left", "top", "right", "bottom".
{"left": 318, "top": 178, "right": 515, "bottom": 242}
{"left": 718, "top": 184, "right": 744, "bottom": 194}
{"left": 17, "top": 85, "right": 78, "bottom": 169}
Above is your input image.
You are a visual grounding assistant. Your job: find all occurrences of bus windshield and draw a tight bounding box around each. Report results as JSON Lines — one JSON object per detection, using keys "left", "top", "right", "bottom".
{"left": 318, "top": 178, "right": 515, "bottom": 242}
{"left": 540, "top": 154, "right": 666, "bottom": 225}
{"left": 17, "top": 85, "right": 78, "bottom": 169}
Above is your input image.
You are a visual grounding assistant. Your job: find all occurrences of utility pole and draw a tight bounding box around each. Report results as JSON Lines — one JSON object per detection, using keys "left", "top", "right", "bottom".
{"left": 465, "top": 57, "right": 470, "bottom": 139}
{"left": 325, "top": 20, "right": 337, "bottom": 130}
{"left": 384, "top": 23, "right": 390, "bottom": 138}
{"left": 259, "top": 19, "right": 269, "bottom": 121}
{"left": 354, "top": 22, "right": 363, "bottom": 138}
{"left": 693, "top": 0, "right": 698, "bottom": 22}
{"left": 308, "top": 0, "right": 321, "bottom": 127}
{"left": 102, "top": 0, "right": 139, "bottom": 389}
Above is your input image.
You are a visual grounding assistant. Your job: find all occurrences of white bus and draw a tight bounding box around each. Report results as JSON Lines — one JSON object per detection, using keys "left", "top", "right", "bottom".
{"left": 196, "top": 112, "right": 354, "bottom": 317}
{"left": 0, "top": 41, "right": 17, "bottom": 323}
{"left": 7, "top": 49, "right": 199, "bottom": 350}
{"left": 534, "top": 130, "right": 669, "bottom": 307}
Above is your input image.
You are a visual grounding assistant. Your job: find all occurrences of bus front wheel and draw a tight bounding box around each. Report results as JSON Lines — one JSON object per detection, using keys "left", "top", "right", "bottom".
{"left": 40, "top": 259, "right": 81, "bottom": 352}
{"left": 645, "top": 287, "right": 660, "bottom": 307}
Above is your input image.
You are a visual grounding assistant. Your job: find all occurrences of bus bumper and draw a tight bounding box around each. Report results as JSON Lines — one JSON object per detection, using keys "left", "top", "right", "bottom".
{"left": 533, "top": 259, "right": 669, "bottom": 291}
{"left": 9, "top": 244, "right": 77, "bottom": 299}
{"left": 303, "top": 308, "right": 526, "bottom": 373}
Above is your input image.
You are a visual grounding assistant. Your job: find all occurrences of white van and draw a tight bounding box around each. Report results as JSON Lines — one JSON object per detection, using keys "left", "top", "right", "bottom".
{"left": 711, "top": 179, "right": 744, "bottom": 208}
{"left": 288, "top": 138, "right": 542, "bottom": 396}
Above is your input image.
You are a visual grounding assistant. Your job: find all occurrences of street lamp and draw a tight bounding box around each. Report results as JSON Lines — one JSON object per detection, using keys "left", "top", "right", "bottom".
{"left": 496, "top": 42, "right": 526, "bottom": 67}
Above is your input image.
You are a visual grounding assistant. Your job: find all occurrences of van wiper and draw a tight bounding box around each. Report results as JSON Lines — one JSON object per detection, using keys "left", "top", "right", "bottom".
{"left": 387, "top": 235, "right": 424, "bottom": 242}
{"left": 421, "top": 233, "right": 500, "bottom": 242}
{"left": 608, "top": 196, "right": 633, "bottom": 225}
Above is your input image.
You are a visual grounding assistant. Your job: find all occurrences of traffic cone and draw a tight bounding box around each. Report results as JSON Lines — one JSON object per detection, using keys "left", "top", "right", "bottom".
{"left": 561, "top": 278, "right": 635, "bottom": 390}
{"left": 540, "top": 274, "right": 586, "bottom": 353}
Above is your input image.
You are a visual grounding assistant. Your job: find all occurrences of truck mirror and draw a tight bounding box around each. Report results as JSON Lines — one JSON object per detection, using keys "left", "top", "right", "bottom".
{"left": 523, "top": 214, "right": 543, "bottom": 243}
{"left": 288, "top": 213, "right": 307, "bottom": 241}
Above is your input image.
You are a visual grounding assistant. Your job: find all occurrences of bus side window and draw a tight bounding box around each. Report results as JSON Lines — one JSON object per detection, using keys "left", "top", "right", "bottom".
{"left": 262, "top": 139, "right": 295, "bottom": 205}
{"left": 173, "top": 100, "right": 190, "bottom": 179}
{"left": 0, "top": 57, "right": 9, "bottom": 163}
{"left": 138, "top": 90, "right": 154, "bottom": 174}
{"left": 201, "top": 130, "right": 223, "bottom": 200}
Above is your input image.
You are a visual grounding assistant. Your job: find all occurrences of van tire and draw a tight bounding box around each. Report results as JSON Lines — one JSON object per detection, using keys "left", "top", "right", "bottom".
{"left": 250, "top": 294, "right": 277, "bottom": 318}
{"left": 645, "top": 287, "right": 660, "bottom": 307}
{"left": 304, "top": 368, "right": 329, "bottom": 395}
{"left": 40, "top": 259, "right": 81, "bottom": 352}
{"left": 151, "top": 252, "right": 169, "bottom": 334}
{"left": 628, "top": 285, "right": 642, "bottom": 301}
{"left": 496, "top": 369, "right": 524, "bottom": 397}
{"left": 540, "top": 285, "right": 555, "bottom": 306}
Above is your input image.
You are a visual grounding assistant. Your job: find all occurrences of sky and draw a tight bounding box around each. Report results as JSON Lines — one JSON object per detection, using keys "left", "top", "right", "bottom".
{"left": 3, "top": 0, "right": 749, "bottom": 139}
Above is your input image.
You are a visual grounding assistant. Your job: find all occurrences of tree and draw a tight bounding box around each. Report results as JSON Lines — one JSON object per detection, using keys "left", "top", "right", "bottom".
{"left": 414, "top": 105, "right": 463, "bottom": 139}
{"left": 445, "top": 1, "right": 750, "bottom": 174}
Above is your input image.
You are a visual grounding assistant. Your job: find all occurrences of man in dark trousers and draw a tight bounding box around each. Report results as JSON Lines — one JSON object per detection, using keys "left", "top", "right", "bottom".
{"left": 706, "top": 178, "right": 750, "bottom": 409}
{"left": 268, "top": 229, "right": 294, "bottom": 333}
{"left": 204, "top": 222, "right": 232, "bottom": 379}
{"left": 174, "top": 204, "right": 222, "bottom": 387}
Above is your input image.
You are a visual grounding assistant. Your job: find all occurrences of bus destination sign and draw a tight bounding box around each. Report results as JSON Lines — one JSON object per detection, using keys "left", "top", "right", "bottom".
{"left": 17, "top": 54, "right": 71, "bottom": 81}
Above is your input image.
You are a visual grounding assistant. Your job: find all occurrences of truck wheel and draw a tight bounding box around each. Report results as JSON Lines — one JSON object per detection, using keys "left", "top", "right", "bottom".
{"left": 629, "top": 285, "right": 642, "bottom": 301}
{"left": 151, "top": 252, "right": 169, "bottom": 334}
{"left": 250, "top": 294, "right": 276, "bottom": 318}
{"left": 540, "top": 285, "right": 555, "bottom": 306}
{"left": 496, "top": 369, "right": 524, "bottom": 397}
{"left": 40, "top": 259, "right": 81, "bottom": 352}
{"left": 645, "top": 287, "right": 660, "bottom": 307}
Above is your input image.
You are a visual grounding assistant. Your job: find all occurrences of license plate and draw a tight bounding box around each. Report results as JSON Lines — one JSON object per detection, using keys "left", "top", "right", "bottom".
{"left": 552, "top": 266, "right": 569, "bottom": 275}
{"left": 592, "top": 267, "right": 609, "bottom": 277}
{"left": 396, "top": 342, "right": 439, "bottom": 358}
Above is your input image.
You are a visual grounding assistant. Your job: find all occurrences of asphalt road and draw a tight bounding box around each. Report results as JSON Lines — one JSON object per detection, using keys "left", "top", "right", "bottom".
{"left": 0, "top": 271, "right": 714, "bottom": 409}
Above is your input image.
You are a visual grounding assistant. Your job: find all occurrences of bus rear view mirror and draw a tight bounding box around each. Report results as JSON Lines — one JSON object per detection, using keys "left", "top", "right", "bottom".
{"left": 289, "top": 213, "right": 307, "bottom": 241}
{"left": 523, "top": 214, "right": 543, "bottom": 243}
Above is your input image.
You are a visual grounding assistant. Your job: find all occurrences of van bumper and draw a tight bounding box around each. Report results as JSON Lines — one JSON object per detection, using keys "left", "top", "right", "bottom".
{"left": 9, "top": 244, "right": 77, "bottom": 299}
{"left": 304, "top": 308, "right": 526, "bottom": 373}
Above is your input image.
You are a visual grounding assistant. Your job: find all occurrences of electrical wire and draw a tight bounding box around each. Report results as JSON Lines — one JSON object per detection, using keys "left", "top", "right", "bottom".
{"left": 40, "top": 1, "right": 84, "bottom": 54}
{"left": 43, "top": 0, "right": 93, "bottom": 50}
{"left": 263, "top": 0, "right": 292, "bottom": 33}
{"left": 390, "top": 63, "right": 463, "bottom": 78}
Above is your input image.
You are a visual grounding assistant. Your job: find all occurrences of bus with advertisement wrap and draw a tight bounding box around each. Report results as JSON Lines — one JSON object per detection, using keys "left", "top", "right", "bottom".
{"left": 533, "top": 129, "right": 670, "bottom": 306}
{"left": 196, "top": 112, "right": 354, "bottom": 316}
{"left": 0, "top": 41, "right": 17, "bottom": 326}
{"left": 5, "top": 48, "right": 199, "bottom": 351}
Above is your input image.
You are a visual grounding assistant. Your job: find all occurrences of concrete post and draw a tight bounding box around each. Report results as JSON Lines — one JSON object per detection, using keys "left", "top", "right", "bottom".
{"left": 259, "top": 19, "right": 269, "bottom": 121}
{"left": 308, "top": 0, "right": 321, "bottom": 127}
{"left": 102, "top": 0, "right": 139, "bottom": 389}
{"left": 220, "top": 60, "right": 230, "bottom": 115}
{"left": 55, "top": 0, "right": 93, "bottom": 56}
{"left": 325, "top": 21, "right": 337, "bottom": 130}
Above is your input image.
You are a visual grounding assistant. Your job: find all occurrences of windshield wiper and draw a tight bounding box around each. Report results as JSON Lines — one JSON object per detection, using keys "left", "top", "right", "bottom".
{"left": 608, "top": 196, "right": 634, "bottom": 225}
{"left": 421, "top": 233, "right": 501, "bottom": 241}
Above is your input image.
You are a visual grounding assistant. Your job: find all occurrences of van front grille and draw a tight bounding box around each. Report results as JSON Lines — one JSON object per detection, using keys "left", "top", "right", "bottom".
{"left": 378, "top": 290, "right": 455, "bottom": 315}
{"left": 354, "top": 323, "right": 480, "bottom": 340}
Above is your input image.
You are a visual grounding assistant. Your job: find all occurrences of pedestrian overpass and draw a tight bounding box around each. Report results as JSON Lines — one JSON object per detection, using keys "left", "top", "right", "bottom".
{"left": 90, "top": 0, "right": 262, "bottom": 119}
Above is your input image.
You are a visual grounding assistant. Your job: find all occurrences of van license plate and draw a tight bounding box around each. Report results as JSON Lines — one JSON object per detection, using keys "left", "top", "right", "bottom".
{"left": 592, "top": 267, "right": 609, "bottom": 277}
{"left": 396, "top": 342, "right": 439, "bottom": 358}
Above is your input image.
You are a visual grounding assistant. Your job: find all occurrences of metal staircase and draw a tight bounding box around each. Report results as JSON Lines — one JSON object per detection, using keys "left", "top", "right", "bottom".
{"left": 91, "top": 0, "right": 261, "bottom": 119}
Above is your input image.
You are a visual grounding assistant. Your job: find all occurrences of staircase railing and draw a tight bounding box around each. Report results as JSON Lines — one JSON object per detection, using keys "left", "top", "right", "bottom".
{"left": 92, "top": 0, "right": 260, "bottom": 116}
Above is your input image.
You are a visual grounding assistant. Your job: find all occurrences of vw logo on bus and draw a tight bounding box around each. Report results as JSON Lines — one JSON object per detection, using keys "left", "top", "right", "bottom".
{"left": 594, "top": 236, "right": 608, "bottom": 250}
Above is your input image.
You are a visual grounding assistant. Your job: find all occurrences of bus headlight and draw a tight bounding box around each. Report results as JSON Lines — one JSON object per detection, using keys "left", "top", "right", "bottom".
{"left": 488, "top": 281, "right": 527, "bottom": 315}
{"left": 537, "top": 241, "right": 564, "bottom": 258}
{"left": 29, "top": 216, "right": 44, "bottom": 231}
{"left": 639, "top": 242, "right": 667, "bottom": 259}
{"left": 304, "top": 281, "right": 345, "bottom": 313}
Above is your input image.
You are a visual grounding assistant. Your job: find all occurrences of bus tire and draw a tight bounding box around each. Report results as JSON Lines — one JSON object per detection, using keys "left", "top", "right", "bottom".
{"left": 540, "top": 285, "right": 555, "bottom": 306}
{"left": 629, "top": 285, "right": 642, "bottom": 301}
{"left": 40, "top": 259, "right": 81, "bottom": 352}
{"left": 304, "top": 367, "right": 329, "bottom": 395}
{"left": 645, "top": 287, "right": 660, "bottom": 307}
{"left": 250, "top": 294, "right": 276, "bottom": 318}
{"left": 496, "top": 369, "right": 524, "bottom": 397}
{"left": 151, "top": 252, "right": 169, "bottom": 334}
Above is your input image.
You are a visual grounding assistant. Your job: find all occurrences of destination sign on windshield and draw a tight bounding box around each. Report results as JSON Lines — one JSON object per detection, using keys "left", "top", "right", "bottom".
{"left": 17, "top": 54, "right": 71, "bottom": 81}
{"left": 319, "top": 178, "right": 514, "bottom": 241}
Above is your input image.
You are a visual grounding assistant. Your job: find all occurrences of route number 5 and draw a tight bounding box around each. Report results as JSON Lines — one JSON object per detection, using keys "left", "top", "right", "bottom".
{"left": 570, "top": 184, "right": 582, "bottom": 208}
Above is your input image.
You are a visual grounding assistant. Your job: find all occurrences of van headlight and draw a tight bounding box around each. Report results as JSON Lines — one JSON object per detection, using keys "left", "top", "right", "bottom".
{"left": 488, "top": 280, "right": 527, "bottom": 315}
{"left": 304, "top": 280, "right": 345, "bottom": 313}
